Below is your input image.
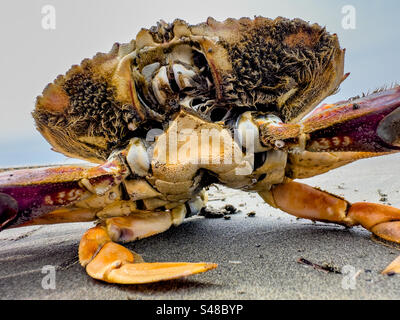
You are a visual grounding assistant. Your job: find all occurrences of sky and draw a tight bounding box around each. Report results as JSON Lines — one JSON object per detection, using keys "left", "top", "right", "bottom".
{"left": 0, "top": 0, "right": 399, "bottom": 166}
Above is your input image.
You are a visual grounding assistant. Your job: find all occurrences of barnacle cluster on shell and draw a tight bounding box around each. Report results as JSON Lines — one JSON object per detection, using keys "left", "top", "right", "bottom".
{"left": 131, "top": 37, "right": 215, "bottom": 119}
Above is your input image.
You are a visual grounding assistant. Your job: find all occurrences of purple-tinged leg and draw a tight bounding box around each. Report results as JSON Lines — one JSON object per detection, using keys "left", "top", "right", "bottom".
{"left": 259, "top": 86, "right": 400, "bottom": 153}
{"left": 0, "top": 159, "right": 127, "bottom": 230}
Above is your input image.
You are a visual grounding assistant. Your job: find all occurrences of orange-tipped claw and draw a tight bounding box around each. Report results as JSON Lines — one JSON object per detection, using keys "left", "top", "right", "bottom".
{"left": 104, "top": 261, "right": 218, "bottom": 284}
{"left": 80, "top": 226, "right": 217, "bottom": 284}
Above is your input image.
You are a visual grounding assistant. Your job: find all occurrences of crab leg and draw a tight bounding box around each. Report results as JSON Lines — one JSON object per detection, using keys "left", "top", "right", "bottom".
{"left": 79, "top": 206, "right": 217, "bottom": 284}
{"left": 256, "top": 86, "right": 400, "bottom": 152}
{"left": 259, "top": 180, "right": 400, "bottom": 274}
{"left": 0, "top": 157, "right": 127, "bottom": 230}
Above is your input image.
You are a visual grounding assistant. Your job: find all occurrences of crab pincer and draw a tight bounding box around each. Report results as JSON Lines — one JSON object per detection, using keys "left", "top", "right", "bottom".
{"left": 0, "top": 159, "right": 125, "bottom": 229}
{"left": 79, "top": 225, "right": 216, "bottom": 284}
{"left": 0, "top": 193, "right": 18, "bottom": 231}
{"left": 258, "top": 86, "right": 400, "bottom": 153}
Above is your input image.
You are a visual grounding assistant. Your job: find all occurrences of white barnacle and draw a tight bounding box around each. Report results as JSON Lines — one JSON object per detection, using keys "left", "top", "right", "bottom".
{"left": 126, "top": 138, "right": 150, "bottom": 177}
{"left": 172, "top": 63, "right": 196, "bottom": 90}
{"left": 141, "top": 62, "right": 160, "bottom": 84}
{"left": 152, "top": 66, "right": 171, "bottom": 105}
{"left": 275, "top": 140, "right": 285, "bottom": 149}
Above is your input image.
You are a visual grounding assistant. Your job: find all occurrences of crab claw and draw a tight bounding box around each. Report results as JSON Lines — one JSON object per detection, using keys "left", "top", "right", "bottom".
{"left": 303, "top": 86, "right": 400, "bottom": 152}
{"left": 88, "top": 242, "right": 216, "bottom": 284}
{"left": 259, "top": 86, "right": 400, "bottom": 153}
{"left": 80, "top": 226, "right": 217, "bottom": 284}
{"left": 377, "top": 107, "right": 400, "bottom": 148}
{"left": 0, "top": 158, "right": 127, "bottom": 230}
{"left": 0, "top": 193, "right": 18, "bottom": 231}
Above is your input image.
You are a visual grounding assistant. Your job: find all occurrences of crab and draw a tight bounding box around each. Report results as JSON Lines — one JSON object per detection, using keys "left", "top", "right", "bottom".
{"left": 1, "top": 16, "right": 400, "bottom": 285}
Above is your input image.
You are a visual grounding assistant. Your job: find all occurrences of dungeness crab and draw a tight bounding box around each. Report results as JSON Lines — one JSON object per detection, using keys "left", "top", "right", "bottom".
{"left": 1, "top": 16, "right": 400, "bottom": 284}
